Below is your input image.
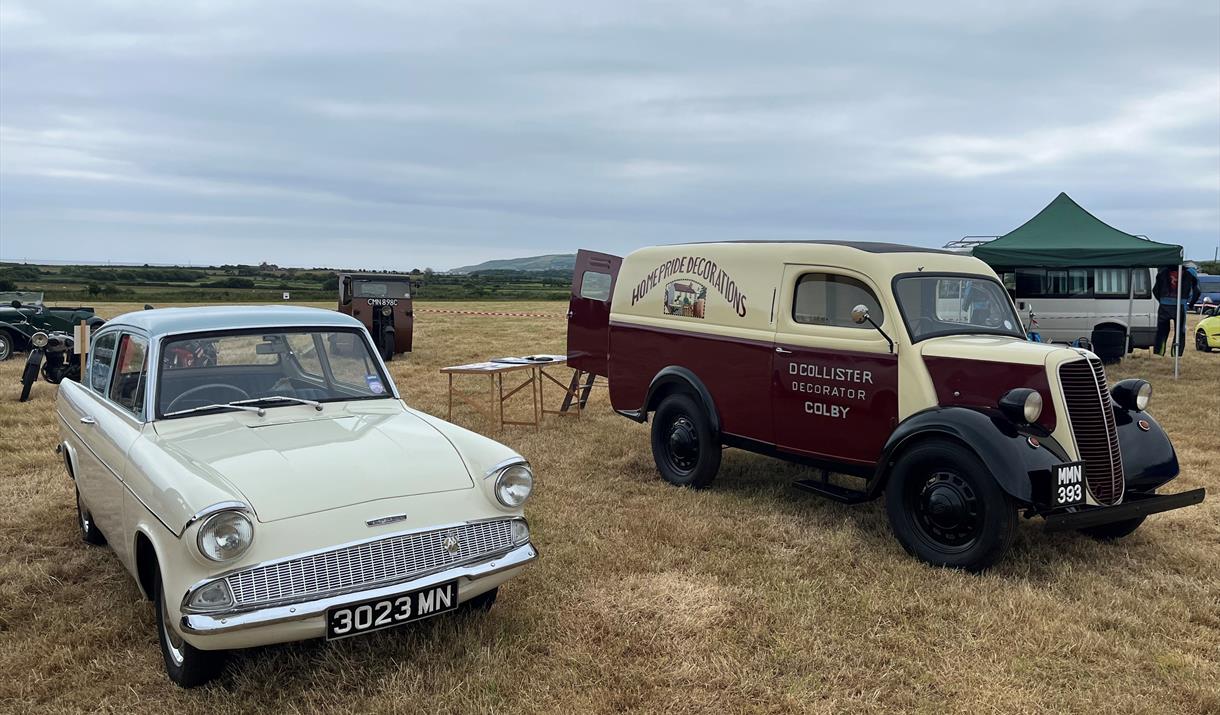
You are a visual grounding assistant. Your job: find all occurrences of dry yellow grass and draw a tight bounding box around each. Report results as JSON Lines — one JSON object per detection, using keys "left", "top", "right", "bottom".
{"left": 1, "top": 301, "right": 1217, "bottom": 714}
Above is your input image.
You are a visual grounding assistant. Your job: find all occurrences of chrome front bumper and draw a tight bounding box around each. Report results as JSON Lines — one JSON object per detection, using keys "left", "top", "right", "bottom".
{"left": 180, "top": 542, "right": 536, "bottom": 636}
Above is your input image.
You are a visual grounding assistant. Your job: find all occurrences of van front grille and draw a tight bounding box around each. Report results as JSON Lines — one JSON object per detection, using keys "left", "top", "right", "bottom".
{"left": 1058, "top": 358, "right": 1124, "bottom": 505}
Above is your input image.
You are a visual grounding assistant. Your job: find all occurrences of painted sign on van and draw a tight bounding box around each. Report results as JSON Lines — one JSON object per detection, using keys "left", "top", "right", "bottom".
{"left": 663, "top": 280, "right": 707, "bottom": 318}
{"left": 630, "top": 256, "right": 748, "bottom": 317}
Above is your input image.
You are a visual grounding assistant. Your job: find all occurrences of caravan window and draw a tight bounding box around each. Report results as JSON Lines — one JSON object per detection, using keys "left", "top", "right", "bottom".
{"left": 1012, "top": 267, "right": 1149, "bottom": 299}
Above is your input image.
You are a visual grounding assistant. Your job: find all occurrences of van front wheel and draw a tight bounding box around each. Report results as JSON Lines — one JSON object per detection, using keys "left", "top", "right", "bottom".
{"left": 651, "top": 393, "right": 721, "bottom": 489}
{"left": 885, "top": 440, "right": 1017, "bottom": 572}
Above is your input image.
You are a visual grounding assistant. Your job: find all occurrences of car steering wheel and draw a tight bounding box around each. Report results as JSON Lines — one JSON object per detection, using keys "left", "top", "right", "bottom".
{"left": 166, "top": 384, "right": 251, "bottom": 413}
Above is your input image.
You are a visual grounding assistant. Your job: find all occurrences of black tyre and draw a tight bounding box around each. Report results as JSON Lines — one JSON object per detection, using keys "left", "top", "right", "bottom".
{"left": 650, "top": 392, "right": 721, "bottom": 488}
{"left": 381, "top": 329, "right": 395, "bottom": 362}
{"left": 75, "top": 488, "right": 106, "bottom": 545}
{"left": 0, "top": 329, "right": 12, "bottom": 361}
{"left": 155, "top": 569, "right": 227, "bottom": 687}
{"left": 19, "top": 352, "right": 42, "bottom": 402}
{"left": 1197, "top": 329, "right": 1212, "bottom": 353}
{"left": 885, "top": 440, "right": 1017, "bottom": 572}
{"left": 1079, "top": 516, "right": 1146, "bottom": 540}
{"left": 459, "top": 586, "right": 498, "bottom": 613}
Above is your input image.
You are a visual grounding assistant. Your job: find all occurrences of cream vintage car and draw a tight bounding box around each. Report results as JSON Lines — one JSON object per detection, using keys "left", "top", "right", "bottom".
{"left": 55, "top": 306, "right": 536, "bottom": 687}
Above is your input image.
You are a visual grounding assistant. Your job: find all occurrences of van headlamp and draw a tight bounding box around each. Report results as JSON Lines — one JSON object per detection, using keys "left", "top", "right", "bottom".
{"left": 1111, "top": 379, "right": 1151, "bottom": 412}
{"left": 999, "top": 388, "right": 1042, "bottom": 424}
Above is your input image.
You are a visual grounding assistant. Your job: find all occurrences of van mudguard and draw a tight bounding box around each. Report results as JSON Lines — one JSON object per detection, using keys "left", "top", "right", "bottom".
{"left": 872, "top": 406, "right": 1069, "bottom": 505}
{"left": 623, "top": 366, "right": 722, "bottom": 435}
{"left": 1112, "top": 408, "right": 1179, "bottom": 492}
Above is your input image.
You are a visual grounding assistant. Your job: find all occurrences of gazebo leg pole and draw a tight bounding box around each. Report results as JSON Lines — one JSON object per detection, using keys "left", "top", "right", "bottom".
{"left": 1125, "top": 269, "right": 1134, "bottom": 354}
{"left": 1174, "top": 264, "right": 1182, "bottom": 379}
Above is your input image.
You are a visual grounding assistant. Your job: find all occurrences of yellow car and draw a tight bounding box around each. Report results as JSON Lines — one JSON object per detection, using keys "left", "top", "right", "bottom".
{"left": 1197, "top": 314, "right": 1220, "bottom": 352}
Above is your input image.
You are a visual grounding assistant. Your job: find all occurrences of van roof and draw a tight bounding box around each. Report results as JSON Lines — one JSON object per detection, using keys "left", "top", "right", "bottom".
{"left": 682, "top": 240, "right": 953, "bottom": 255}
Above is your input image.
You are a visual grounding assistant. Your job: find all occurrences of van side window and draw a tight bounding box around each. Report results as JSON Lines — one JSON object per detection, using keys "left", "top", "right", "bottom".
{"left": 89, "top": 332, "right": 118, "bottom": 393}
{"left": 792, "top": 274, "right": 883, "bottom": 328}
{"left": 579, "top": 271, "right": 612, "bottom": 301}
{"left": 1094, "top": 268, "right": 1128, "bottom": 297}
{"left": 110, "top": 334, "right": 149, "bottom": 418}
{"left": 1132, "top": 269, "right": 1150, "bottom": 299}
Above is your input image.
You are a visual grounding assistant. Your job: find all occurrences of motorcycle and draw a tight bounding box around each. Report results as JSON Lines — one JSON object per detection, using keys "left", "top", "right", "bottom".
{"left": 19, "top": 330, "right": 83, "bottom": 402}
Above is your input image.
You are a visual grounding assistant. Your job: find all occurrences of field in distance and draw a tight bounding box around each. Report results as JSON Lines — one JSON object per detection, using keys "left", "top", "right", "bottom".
{"left": 0, "top": 262, "right": 573, "bottom": 303}
{"left": 0, "top": 301, "right": 1216, "bottom": 713}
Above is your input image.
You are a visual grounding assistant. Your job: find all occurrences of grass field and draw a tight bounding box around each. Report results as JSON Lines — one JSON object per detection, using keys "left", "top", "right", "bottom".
{"left": 1, "top": 301, "right": 1217, "bottom": 714}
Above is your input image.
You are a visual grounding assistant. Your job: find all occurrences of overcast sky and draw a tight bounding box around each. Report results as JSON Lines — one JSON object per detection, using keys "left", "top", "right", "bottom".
{"left": 1, "top": 1, "right": 1217, "bottom": 271}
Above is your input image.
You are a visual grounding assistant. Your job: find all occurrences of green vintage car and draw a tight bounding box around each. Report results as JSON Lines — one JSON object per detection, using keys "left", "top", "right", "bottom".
{"left": 0, "top": 292, "right": 105, "bottom": 361}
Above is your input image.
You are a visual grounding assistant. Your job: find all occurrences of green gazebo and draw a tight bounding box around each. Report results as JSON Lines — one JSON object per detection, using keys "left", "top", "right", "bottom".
{"left": 972, "top": 193, "right": 1186, "bottom": 375}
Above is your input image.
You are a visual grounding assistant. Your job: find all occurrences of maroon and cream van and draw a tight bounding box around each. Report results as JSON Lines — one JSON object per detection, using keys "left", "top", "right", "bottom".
{"left": 567, "top": 242, "right": 1204, "bottom": 570}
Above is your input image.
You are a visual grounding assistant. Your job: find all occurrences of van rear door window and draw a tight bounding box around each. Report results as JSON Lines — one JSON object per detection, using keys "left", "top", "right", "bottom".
{"left": 792, "top": 274, "right": 883, "bottom": 328}
{"left": 579, "top": 271, "right": 612, "bottom": 301}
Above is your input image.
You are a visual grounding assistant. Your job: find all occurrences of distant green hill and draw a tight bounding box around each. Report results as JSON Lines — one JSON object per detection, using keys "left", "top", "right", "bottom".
{"left": 451, "top": 253, "right": 575, "bottom": 274}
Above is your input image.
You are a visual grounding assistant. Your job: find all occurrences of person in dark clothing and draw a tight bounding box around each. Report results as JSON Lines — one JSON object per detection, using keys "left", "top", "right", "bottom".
{"left": 1153, "top": 264, "right": 1200, "bottom": 356}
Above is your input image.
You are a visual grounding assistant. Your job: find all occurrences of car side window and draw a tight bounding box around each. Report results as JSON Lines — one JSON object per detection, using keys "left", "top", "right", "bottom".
{"left": 89, "top": 332, "right": 119, "bottom": 393}
{"left": 792, "top": 273, "right": 884, "bottom": 329}
{"left": 110, "top": 334, "right": 149, "bottom": 418}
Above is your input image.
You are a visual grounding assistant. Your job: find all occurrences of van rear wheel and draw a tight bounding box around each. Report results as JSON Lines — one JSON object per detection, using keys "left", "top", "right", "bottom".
{"left": 651, "top": 393, "right": 720, "bottom": 489}
{"left": 885, "top": 440, "right": 1017, "bottom": 572}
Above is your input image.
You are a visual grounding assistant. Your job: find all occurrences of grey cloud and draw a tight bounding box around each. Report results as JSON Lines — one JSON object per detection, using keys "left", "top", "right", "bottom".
{"left": 1, "top": 0, "right": 1217, "bottom": 269}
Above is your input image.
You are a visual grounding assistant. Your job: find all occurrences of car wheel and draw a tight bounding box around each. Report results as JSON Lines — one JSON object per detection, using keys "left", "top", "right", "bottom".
{"left": 0, "top": 329, "right": 12, "bottom": 361}
{"left": 76, "top": 488, "right": 106, "bottom": 545}
{"left": 459, "top": 587, "right": 498, "bottom": 613}
{"left": 650, "top": 392, "right": 721, "bottom": 488}
{"left": 1197, "top": 329, "right": 1212, "bottom": 353}
{"left": 885, "top": 440, "right": 1017, "bottom": 572}
{"left": 1078, "top": 516, "right": 1146, "bottom": 540}
{"left": 155, "top": 569, "right": 227, "bottom": 688}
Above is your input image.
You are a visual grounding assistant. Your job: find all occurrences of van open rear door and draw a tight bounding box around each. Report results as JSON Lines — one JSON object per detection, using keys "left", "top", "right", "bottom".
{"left": 566, "top": 249, "right": 622, "bottom": 376}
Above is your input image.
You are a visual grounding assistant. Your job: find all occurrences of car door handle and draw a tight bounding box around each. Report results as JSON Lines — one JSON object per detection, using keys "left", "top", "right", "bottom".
{"left": 775, "top": 347, "right": 793, "bottom": 355}
{"left": 80, "top": 416, "right": 96, "bottom": 425}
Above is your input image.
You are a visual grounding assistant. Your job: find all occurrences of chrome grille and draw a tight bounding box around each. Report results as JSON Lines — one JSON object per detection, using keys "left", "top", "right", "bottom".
{"left": 1058, "top": 358, "right": 1124, "bottom": 505}
{"left": 225, "top": 520, "right": 515, "bottom": 607}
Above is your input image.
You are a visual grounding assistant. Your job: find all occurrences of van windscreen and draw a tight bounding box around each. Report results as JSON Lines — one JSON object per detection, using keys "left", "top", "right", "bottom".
{"left": 895, "top": 275, "right": 1024, "bottom": 342}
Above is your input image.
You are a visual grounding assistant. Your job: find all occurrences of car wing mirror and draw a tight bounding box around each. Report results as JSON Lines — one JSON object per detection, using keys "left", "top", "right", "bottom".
{"left": 10, "top": 300, "right": 20, "bottom": 309}
{"left": 852, "top": 304, "right": 895, "bottom": 354}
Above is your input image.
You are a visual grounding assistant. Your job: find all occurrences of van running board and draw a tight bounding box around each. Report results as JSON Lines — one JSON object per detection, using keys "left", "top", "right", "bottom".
{"left": 792, "top": 475, "right": 871, "bottom": 505}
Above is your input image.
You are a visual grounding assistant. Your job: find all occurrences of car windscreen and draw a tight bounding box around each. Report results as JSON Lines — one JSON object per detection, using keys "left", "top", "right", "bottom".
{"left": 353, "top": 280, "right": 411, "bottom": 299}
{"left": 894, "top": 275, "right": 1025, "bottom": 342}
{"left": 157, "top": 329, "right": 392, "bottom": 418}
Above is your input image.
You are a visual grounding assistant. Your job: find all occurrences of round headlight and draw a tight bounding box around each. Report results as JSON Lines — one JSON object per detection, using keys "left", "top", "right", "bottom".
{"left": 197, "top": 510, "right": 254, "bottom": 562}
{"left": 1135, "top": 381, "right": 1151, "bottom": 411}
{"left": 494, "top": 463, "right": 534, "bottom": 508}
{"left": 998, "top": 388, "right": 1042, "bottom": 424}
{"left": 381, "top": 306, "right": 392, "bottom": 317}
{"left": 31, "top": 331, "right": 49, "bottom": 348}
{"left": 1022, "top": 390, "right": 1043, "bottom": 423}
{"left": 1111, "top": 378, "right": 1151, "bottom": 412}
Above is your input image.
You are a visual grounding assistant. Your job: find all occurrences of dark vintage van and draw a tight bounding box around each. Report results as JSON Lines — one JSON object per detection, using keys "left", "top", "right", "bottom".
{"left": 338, "top": 273, "right": 414, "bottom": 360}
{"left": 566, "top": 242, "right": 1204, "bottom": 570}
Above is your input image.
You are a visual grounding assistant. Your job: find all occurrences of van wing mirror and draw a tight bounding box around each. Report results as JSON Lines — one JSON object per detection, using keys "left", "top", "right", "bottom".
{"left": 851, "top": 304, "right": 895, "bottom": 354}
{"left": 340, "top": 276, "right": 353, "bottom": 305}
